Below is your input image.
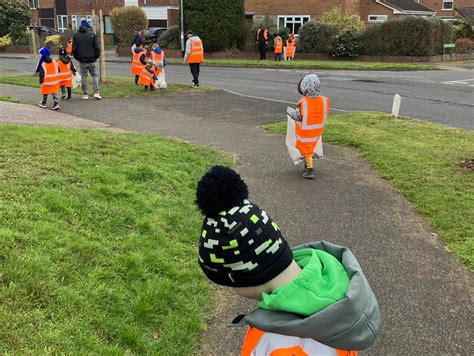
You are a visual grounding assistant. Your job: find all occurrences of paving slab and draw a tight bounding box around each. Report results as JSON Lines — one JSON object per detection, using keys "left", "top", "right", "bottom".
{"left": 0, "top": 83, "right": 472, "bottom": 355}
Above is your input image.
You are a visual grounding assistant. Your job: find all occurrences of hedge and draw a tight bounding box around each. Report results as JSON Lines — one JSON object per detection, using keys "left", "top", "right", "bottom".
{"left": 361, "top": 17, "right": 453, "bottom": 57}
{"left": 299, "top": 21, "right": 338, "bottom": 54}
{"left": 184, "top": 0, "right": 244, "bottom": 51}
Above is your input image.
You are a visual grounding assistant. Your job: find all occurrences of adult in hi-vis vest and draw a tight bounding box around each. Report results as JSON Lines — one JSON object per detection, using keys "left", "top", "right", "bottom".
{"left": 256, "top": 26, "right": 269, "bottom": 60}
{"left": 184, "top": 31, "right": 204, "bottom": 88}
{"left": 195, "top": 166, "right": 381, "bottom": 356}
{"left": 287, "top": 74, "right": 329, "bottom": 179}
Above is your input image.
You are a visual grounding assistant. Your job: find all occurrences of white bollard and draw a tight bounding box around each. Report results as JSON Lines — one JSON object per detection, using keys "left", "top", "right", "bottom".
{"left": 392, "top": 94, "right": 401, "bottom": 117}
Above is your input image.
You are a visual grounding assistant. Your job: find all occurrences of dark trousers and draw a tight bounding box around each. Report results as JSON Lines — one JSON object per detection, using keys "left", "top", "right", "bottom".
{"left": 61, "top": 86, "right": 72, "bottom": 98}
{"left": 135, "top": 75, "right": 139, "bottom": 85}
{"left": 258, "top": 42, "right": 267, "bottom": 60}
{"left": 189, "top": 63, "right": 200, "bottom": 85}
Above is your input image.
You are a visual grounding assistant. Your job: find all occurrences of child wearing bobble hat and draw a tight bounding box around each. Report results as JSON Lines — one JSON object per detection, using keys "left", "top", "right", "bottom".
{"left": 195, "top": 166, "right": 380, "bottom": 356}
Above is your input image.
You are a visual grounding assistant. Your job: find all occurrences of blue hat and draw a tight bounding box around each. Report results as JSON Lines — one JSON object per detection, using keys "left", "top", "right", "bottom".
{"left": 81, "top": 19, "right": 91, "bottom": 28}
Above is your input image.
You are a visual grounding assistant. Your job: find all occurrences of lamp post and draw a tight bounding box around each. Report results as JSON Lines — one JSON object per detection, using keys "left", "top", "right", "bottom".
{"left": 180, "top": 0, "right": 185, "bottom": 55}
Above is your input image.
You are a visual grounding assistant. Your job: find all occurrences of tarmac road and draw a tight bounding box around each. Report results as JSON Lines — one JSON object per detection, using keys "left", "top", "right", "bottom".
{"left": 0, "top": 56, "right": 473, "bottom": 130}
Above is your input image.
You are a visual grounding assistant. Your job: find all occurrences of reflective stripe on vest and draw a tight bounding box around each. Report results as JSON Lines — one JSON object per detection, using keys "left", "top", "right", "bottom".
{"left": 41, "top": 60, "right": 60, "bottom": 86}
{"left": 187, "top": 37, "right": 204, "bottom": 63}
{"left": 241, "top": 327, "right": 357, "bottom": 356}
{"left": 275, "top": 37, "right": 283, "bottom": 53}
{"left": 57, "top": 61, "right": 72, "bottom": 82}
{"left": 131, "top": 51, "right": 145, "bottom": 74}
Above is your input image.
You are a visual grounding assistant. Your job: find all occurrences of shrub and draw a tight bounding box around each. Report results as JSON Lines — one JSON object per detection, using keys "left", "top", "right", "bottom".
{"left": 0, "top": 0, "right": 31, "bottom": 41}
{"left": 110, "top": 6, "right": 148, "bottom": 46}
{"left": 0, "top": 34, "right": 12, "bottom": 48}
{"left": 158, "top": 26, "right": 179, "bottom": 49}
{"left": 13, "top": 30, "right": 30, "bottom": 46}
{"left": 362, "top": 16, "right": 453, "bottom": 56}
{"left": 329, "top": 29, "right": 362, "bottom": 58}
{"left": 453, "top": 19, "right": 474, "bottom": 40}
{"left": 184, "top": 0, "right": 244, "bottom": 51}
{"left": 298, "top": 21, "right": 338, "bottom": 54}
{"left": 45, "top": 35, "right": 61, "bottom": 47}
{"left": 321, "top": 7, "right": 364, "bottom": 32}
{"left": 455, "top": 38, "right": 474, "bottom": 54}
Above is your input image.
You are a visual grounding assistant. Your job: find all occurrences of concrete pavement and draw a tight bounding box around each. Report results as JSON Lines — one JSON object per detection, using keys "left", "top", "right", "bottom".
{"left": 1, "top": 84, "right": 473, "bottom": 355}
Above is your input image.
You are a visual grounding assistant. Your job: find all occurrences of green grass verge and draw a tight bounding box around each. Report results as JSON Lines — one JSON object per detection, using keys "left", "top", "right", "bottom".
{"left": 167, "top": 57, "right": 435, "bottom": 71}
{"left": 0, "top": 96, "right": 21, "bottom": 103}
{"left": 0, "top": 75, "right": 206, "bottom": 98}
{"left": 263, "top": 112, "right": 473, "bottom": 268}
{"left": 0, "top": 125, "right": 231, "bottom": 353}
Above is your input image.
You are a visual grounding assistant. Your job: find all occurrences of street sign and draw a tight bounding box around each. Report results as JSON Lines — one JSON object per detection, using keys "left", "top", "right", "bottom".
{"left": 443, "top": 43, "right": 455, "bottom": 49}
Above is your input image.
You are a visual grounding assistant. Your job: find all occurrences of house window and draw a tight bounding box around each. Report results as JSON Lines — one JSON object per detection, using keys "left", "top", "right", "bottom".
{"left": 57, "top": 15, "right": 68, "bottom": 32}
{"left": 368, "top": 15, "right": 388, "bottom": 24}
{"left": 29, "top": 0, "right": 39, "bottom": 9}
{"left": 71, "top": 15, "right": 92, "bottom": 31}
{"left": 442, "top": 0, "right": 454, "bottom": 10}
{"left": 278, "top": 16, "right": 310, "bottom": 34}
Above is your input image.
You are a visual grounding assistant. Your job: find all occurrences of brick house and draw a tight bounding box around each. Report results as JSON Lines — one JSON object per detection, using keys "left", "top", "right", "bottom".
{"left": 244, "top": 0, "right": 474, "bottom": 33}
{"left": 28, "top": 0, "right": 179, "bottom": 35}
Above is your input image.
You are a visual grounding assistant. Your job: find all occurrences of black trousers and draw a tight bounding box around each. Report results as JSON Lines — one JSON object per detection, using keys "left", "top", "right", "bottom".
{"left": 258, "top": 42, "right": 267, "bottom": 60}
{"left": 189, "top": 63, "right": 200, "bottom": 85}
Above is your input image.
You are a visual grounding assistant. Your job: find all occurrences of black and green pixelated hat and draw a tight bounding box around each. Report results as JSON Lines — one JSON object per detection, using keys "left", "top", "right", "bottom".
{"left": 195, "top": 166, "right": 293, "bottom": 287}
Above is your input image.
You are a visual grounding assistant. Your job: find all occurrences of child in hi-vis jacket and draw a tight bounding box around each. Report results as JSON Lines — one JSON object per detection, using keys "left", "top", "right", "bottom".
{"left": 195, "top": 166, "right": 381, "bottom": 355}
{"left": 287, "top": 74, "right": 330, "bottom": 179}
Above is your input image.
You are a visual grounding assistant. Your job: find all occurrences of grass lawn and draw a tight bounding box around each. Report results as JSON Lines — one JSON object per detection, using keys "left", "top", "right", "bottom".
{"left": 0, "top": 75, "right": 204, "bottom": 98}
{"left": 0, "top": 96, "right": 21, "bottom": 103}
{"left": 0, "top": 125, "right": 231, "bottom": 353}
{"left": 263, "top": 112, "right": 473, "bottom": 269}
{"left": 167, "top": 57, "right": 436, "bottom": 71}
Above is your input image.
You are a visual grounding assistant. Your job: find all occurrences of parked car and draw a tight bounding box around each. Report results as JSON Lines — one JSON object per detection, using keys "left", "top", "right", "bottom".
{"left": 28, "top": 25, "right": 61, "bottom": 37}
{"left": 142, "top": 27, "right": 167, "bottom": 45}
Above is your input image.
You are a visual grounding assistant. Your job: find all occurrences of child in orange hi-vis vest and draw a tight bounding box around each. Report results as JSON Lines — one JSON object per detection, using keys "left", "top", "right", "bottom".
{"left": 286, "top": 74, "right": 329, "bottom": 179}
{"left": 195, "top": 166, "right": 381, "bottom": 356}
{"left": 38, "top": 56, "right": 61, "bottom": 110}
{"left": 138, "top": 60, "right": 157, "bottom": 91}
{"left": 58, "top": 48, "right": 77, "bottom": 100}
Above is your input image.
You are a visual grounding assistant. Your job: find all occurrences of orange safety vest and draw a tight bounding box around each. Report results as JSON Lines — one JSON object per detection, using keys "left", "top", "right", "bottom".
{"left": 151, "top": 51, "right": 164, "bottom": 75}
{"left": 286, "top": 41, "right": 296, "bottom": 58}
{"left": 295, "top": 96, "right": 330, "bottom": 157}
{"left": 241, "top": 327, "right": 357, "bottom": 356}
{"left": 41, "top": 60, "right": 60, "bottom": 95}
{"left": 130, "top": 50, "right": 145, "bottom": 75}
{"left": 138, "top": 67, "right": 154, "bottom": 86}
{"left": 186, "top": 37, "right": 204, "bottom": 64}
{"left": 66, "top": 40, "right": 73, "bottom": 55}
{"left": 257, "top": 28, "right": 269, "bottom": 41}
{"left": 274, "top": 37, "right": 283, "bottom": 54}
{"left": 57, "top": 60, "right": 73, "bottom": 87}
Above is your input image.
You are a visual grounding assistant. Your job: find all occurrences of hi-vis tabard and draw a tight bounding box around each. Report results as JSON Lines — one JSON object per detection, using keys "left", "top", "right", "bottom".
{"left": 57, "top": 61, "right": 73, "bottom": 88}
{"left": 286, "top": 96, "right": 330, "bottom": 164}
{"left": 274, "top": 37, "right": 283, "bottom": 54}
{"left": 130, "top": 51, "right": 145, "bottom": 75}
{"left": 151, "top": 51, "right": 164, "bottom": 75}
{"left": 286, "top": 41, "right": 296, "bottom": 58}
{"left": 138, "top": 67, "right": 154, "bottom": 86}
{"left": 242, "top": 327, "right": 357, "bottom": 356}
{"left": 187, "top": 37, "right": 204, "bottom": 64}
{"left": 41, "top": 60, "right": 60, "bottom": 95}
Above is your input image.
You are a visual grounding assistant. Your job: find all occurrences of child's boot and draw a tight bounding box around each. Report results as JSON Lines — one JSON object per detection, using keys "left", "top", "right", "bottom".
{"left": 303, "top": 156, "right": 315, "bottom": 179}
{"left": 38, "top": 95, "right": 47, "bottom": 108}
{"left": 52, "top": 101, "right": 60, "bottom": 111}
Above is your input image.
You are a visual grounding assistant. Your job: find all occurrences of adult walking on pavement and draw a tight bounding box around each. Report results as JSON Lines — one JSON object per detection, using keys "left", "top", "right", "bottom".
{"left": 184, "top": 31, "right": 204, "bottom": 88}
{"left": 256, "top": 26, "right": 269, "bottom": 60}
{"left": 72, "top": 19, "right": 102, "bottom": 100}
